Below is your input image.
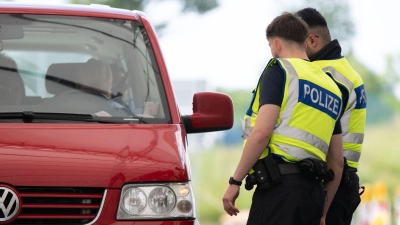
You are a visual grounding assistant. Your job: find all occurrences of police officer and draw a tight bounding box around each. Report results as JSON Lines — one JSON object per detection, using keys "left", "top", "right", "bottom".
{"left": 296, "top": 8, "right": 367, "bottom": 225}
{"left": 222, "top": 12, "right": 344, "bottom": 225}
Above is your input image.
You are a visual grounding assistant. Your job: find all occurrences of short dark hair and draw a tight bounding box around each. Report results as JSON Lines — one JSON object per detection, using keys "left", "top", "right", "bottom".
{"left": 266, "top": 12, "right": 308, "bottom": 44}
{"left": 296, "top": 8, "right": 328, "bottom": 28}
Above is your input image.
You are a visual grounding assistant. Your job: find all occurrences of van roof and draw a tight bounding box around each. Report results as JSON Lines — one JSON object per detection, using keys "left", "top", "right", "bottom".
{"left": 0, "top": 2, "right": 141, "bottom": 21}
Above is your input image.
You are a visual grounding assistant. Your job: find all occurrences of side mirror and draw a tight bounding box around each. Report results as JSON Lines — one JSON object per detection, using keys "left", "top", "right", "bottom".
{"left": 182, "top": 92, "right": 234, "bottom": 133}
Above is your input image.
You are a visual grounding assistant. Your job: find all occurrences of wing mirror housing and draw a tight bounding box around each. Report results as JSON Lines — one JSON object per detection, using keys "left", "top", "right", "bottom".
{"left": 182, "top": 92, "right": 234, "bottom": 133}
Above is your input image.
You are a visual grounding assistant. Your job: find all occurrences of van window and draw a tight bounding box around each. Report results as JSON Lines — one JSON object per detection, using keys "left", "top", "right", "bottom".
{"left": 0, "top": 14, "right": 170, "bottom": 124}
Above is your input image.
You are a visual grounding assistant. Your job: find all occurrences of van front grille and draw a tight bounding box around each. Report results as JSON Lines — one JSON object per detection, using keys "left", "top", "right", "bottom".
{"left": 12, "top": 187, "right": 105, "bottom": 225}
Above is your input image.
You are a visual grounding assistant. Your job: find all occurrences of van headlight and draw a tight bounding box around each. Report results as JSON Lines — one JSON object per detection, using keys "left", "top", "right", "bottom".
{"left": 117, "top": 182, "right": 195, "bottom": 220}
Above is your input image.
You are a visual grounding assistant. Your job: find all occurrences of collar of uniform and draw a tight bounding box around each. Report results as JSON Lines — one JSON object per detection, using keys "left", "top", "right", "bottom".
{"left": 309, "top": 39, "right": 342, "bottom": 62}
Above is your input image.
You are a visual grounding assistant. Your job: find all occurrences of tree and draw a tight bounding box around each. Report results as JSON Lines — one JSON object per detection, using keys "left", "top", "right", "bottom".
{"left": 276, "top": 0, "right": 355, "bottom": 52}
{"left": 382, "top": 54, "right": 400, "bottom": 109}
{"left": 70, "top": 0, "right": 219, "bottom": 13}
{"left": 346, "top": 51, "right": 383, "bottom": 95}
{"left": 69, "top": 0, "right": 219, "bottom": 33}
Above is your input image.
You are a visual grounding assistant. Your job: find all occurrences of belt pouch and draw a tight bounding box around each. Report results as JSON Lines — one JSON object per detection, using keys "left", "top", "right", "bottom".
{"left": 253, "top": 159, "right": 272, "bottom": 189}
{"left": 262, "top": 153, "right": 282, "bottom": 185}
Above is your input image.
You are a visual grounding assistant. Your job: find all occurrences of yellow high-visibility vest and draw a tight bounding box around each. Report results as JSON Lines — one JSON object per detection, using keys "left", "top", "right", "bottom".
{"left": 243, "top": 58, "right": 342, "bottom": 165}
{"left": 313, "top": 57, "right": 367, "bottom": 168}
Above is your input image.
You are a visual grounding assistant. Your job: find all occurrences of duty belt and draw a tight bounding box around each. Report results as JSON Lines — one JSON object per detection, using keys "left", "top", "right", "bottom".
{"left": 278, "top": 163, "right": 302, "bottom": 175}
{"left": 348, "top": 167, "right": 357, "bottom": 172}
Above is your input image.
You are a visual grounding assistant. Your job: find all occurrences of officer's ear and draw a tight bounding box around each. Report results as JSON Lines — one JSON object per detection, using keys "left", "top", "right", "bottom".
{"left": 273, "top": 38, "right": 282, "bottom": 51}
{"left": 307, "top": 33, "right": 319, "bottom": 47}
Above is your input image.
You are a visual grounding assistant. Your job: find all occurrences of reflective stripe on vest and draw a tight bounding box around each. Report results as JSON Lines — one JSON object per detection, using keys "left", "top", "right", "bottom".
{"left": 273, "top": 60, "right": 329, "bottom": 156}
{"left": 314, "top": 58, "right": 367, "bottom": 168}
{"left": 344, "top": 149, "right": 361, "bottom": 162}
{"left": 243, "top": 58, "right": 342, "bottom": 162}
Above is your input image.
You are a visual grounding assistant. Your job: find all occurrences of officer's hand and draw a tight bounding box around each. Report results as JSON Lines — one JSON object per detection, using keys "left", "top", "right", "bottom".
{"left": 222, "top": 185, "right": 240, "bottom": 216}
{"left": 320, "top": 217, "right": 326, "bottom": 225}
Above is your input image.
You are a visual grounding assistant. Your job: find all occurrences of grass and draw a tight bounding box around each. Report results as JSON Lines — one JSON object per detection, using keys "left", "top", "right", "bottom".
{"left": 358, "top": 115, "right": 400, "bottom": 194}
{"left": 189, "top": 144, "right": 254, "bottom": 223}
{"left": 189, "top": 115, "right": 400, "bottom": 225}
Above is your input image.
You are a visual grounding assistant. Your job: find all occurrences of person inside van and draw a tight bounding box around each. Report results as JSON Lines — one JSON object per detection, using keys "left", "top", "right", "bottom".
{"left": 0, "top": 53, "right": 25, "bottom": 105}
{"left": 110, "top": 63, "right": 126, "bottom": 90}
{"left": 40, "top": 58, "right": 130, "bottom": 116}
{"left": 77, "top": 58, "right": 113, "bottom": 99}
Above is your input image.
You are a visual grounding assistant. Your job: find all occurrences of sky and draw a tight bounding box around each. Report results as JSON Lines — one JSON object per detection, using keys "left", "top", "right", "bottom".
{"left": 8, "top": 0, "right": 400, "bottom": 91}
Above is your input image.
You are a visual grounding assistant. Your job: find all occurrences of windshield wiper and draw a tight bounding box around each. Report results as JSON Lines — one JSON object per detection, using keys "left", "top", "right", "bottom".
{"left": 0, "top": 111, "right": 146, "bottom": 124}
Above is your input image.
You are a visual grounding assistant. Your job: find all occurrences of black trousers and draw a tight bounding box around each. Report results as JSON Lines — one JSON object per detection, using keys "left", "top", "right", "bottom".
{"left": 246, "top": 174, "right": 325, "bottom": 225}
{"left": 326, "top": 172, "right": 361, "bottom": 225}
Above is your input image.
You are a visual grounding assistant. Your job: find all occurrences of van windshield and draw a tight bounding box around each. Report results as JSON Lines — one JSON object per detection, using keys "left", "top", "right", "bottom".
{"left": 0, "top": 14, "right": 170, "bottom": 124}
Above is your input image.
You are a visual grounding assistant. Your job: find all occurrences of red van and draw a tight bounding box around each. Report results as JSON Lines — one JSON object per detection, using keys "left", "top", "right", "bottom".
{"left": 0, "top": 3, "right": 233, "bottom": 225}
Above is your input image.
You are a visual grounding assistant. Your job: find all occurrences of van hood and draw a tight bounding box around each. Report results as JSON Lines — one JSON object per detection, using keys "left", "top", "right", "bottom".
{"left": 0, "top": 124, "right": 189, "bottom": 188}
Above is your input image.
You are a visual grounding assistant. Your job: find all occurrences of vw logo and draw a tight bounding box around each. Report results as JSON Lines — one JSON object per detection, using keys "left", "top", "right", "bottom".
{"left": 0, "top": 186, "right": 20, "bottom": 222}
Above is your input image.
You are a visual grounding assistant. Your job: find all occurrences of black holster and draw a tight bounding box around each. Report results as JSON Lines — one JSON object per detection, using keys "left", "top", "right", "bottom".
{"left": 298, "top": 157, "right": 334, "bottom": 183}
{"left": 244, "top": 153, "right": 282, "bottom": 191}
{"left": 340, "top": 157, "right": 352, "bottom": 187}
